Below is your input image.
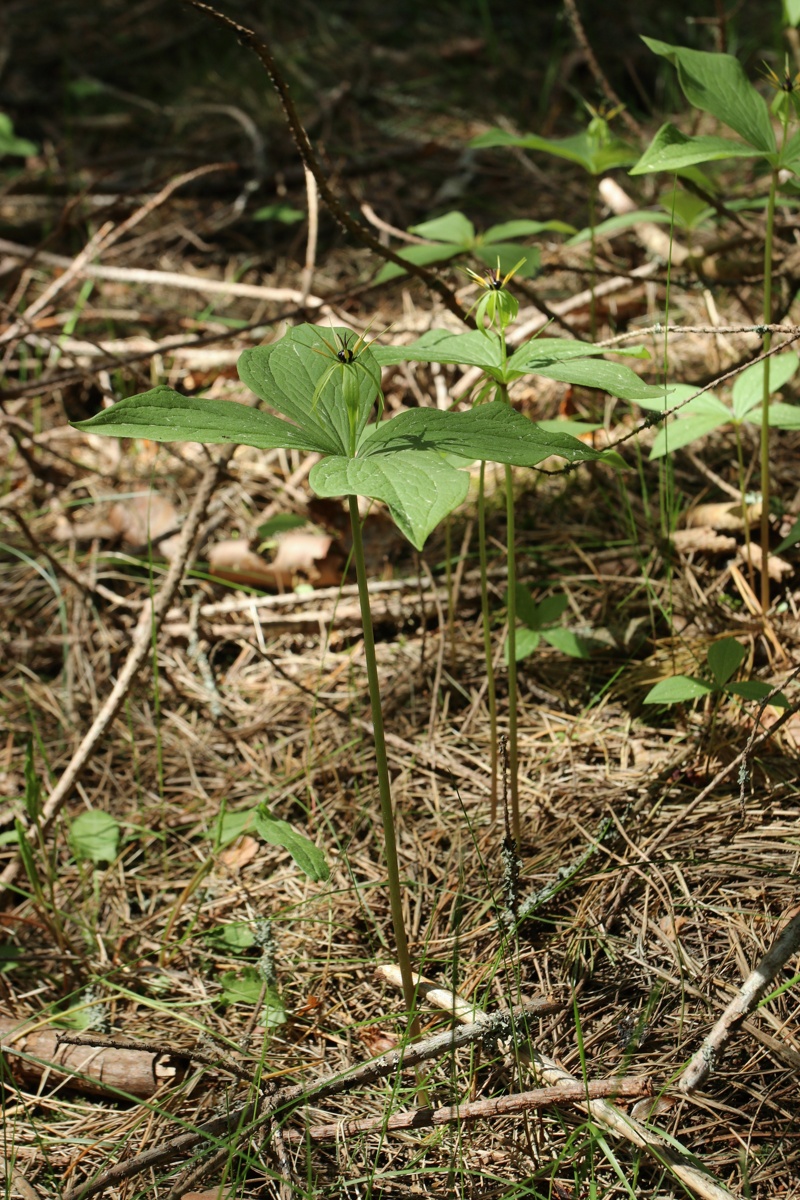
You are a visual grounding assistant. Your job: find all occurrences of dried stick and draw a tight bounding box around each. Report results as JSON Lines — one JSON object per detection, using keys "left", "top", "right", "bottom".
{"left": 380, "top": 967, "right": 735, "bottom": 1200}
{"left": 63, "top": 999, "right": 559, "bottom": 1200}
{"left": 186, "top": 1, "right": 470, "bottom": 325}
{"left": 281, "top": 1076, "right": 652, "bottom": 1142}
{"left": 0, "top": 450, "right": 234, "bottom": 904}
{"left": 679, "top": 908, "right": 800, "bottom": 1093}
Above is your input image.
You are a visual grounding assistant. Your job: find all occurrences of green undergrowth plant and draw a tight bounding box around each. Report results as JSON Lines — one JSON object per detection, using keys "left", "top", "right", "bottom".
{"left": 471, "top": 103, "right": 638, "bottom": 337}
{"left": 71, "top": 321, "right": 613, "bottom": 1038}
{"left": 373, "top": 210, "right": 573, "bottom": 284}
{"left": 374, "top": 282, "right": 665, "bottom": 838}
{"left": 504, "top": 583, "right": 598, "bottom": 664}
{"left": 643, "top": 636, "right": 789, "bottom": 707}
{"left": 630, "top": 37, "right": 800, "bottom": 611}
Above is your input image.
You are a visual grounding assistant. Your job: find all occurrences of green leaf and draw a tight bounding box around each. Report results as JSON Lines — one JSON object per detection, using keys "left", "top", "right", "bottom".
{"left": 567, "top": 209, "right": 675, "bottom": 246}
{"left": 471, "top": 127, "right": 635, "bottom": 174}
{"left": 69, "top": 811, "right": 120, "bottom": 864}
{"left": 768, "top": 402, "right": 800, "bottom": 428}
{"left": 363, "top": 402, "right": 609, "bottom": 467}
{"left": 724, "top": 681, "right": 790, "bottom": 707}
{"left": 219, "top": 967, "right": 286, "bottom": 1026}
{"left": 374, "top": 243, "right": 463, "bottom": 284}
{"left": 207, "top": 922, "right": 256, "bottom": 951}
{"left": 24, "top": 742, "right": 41, "bottom": 821}
{"left": 409, "top": 211, "right": 476, "bottom": 244}
{"left": 72, "top": 387, "right": 334, "bottom": 454}
{"left": 786, "top": 0, "right": 800, "bottom": 27}
{"left": 212, "top": 808, "right": 257, "bottom": 845}
{"left": 707, "top": 637, "right": 745, "bottom": 685}
{"left": 483, "top": 218, "right": 576, "bottom": 240}
{"left": 636, "top": 383, "right": 723, "bottom": 414}
{"left": 310, "top": 451, "right": 469, "bottom": 550}
{"left": 644, "top": 676, "right": 715, "bottom": 703}
{"left": 252, "top": 203, "right": 305, "bottom": 224}
{"left": 649, "top": 412, "right": 728, "bottom": 457}
{"left": 732, "top": 351, "right": 799, "bottom": 419}
{"left": 533, "top": 358, "right": 667, "bottom": 401}
{"left": 533, "top": 592, "right": 569, "bottom": 627}
{"left": 630, "top": 123, "right": 761, "bottom": 175}
{"left": 373, "top": 328, "right": 506, "bottom": 372}
{"left": 508, "top": 338, "right": 645, "bottom": 371}
{"left": 253, "top": 804, "right": 329, "bottom": 882}
{"left": 505, "top": 626, "right": 541, "bottom": 663}
{"left": 541, "top": 627, "right": 593, "bottom": 658}
{"left": 0, "top": 112, "right": 37, "bottom": 158}
{"left": 641, "top": 39, "right": 775, "bottom": 154}
{"left": 257, "top": 513, "right": 308, "bottom": 539}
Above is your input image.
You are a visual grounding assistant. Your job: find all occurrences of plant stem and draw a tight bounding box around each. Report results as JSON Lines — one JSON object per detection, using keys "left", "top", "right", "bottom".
{"left": 478, "top": 461, "right": 499, "bottom": 820}
{"left": 504, "top": 463, "right": 521, "bottom": 845}
{"left": 347, "top": 495, "right": 421, "bottom": 1040}
{"left": 760, "top": 167, "right": 778, "bottom": 614}
{"left": 588, "top": 176, "right": 597, "bottom": 343}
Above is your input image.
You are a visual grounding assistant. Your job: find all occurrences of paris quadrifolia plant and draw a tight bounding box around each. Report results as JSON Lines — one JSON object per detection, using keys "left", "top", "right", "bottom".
{"left": 630, "top": 37, "right": 800, "bottom": 613}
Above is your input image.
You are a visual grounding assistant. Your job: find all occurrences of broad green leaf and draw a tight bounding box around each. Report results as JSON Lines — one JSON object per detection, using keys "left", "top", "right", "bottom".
{"left": 512, "top": 584, "right": 542, "bottom": 629}
{"left": 252, "top": 203, "right": 305, "bottom": 224}
{"left": 373, "top": 328, "right": 506, "bottom": 372}
{"left": 707, "top": 637, "right": 745, "bottom": 685}
{"left": 535, "top": 418, "right": 601, "bottom": 438}
{"left": 534, "top": 358, "right": 667, "bottom": 401}
{"left": 471, "top": 127, "right": 635, "bottom": 173}
{"left": 541, "top": 627, "right": 593, "bottom": 658}
{"left": 207, "top": 922, "right": 256, "bottom": 951}
{"left": 780, "top": 129, "right": 800, "bottom": 173}
{"left": 484, "top": 218, "right": 576, "bottom": 240}
{"left": 534, "top": 592, "right": 569, "bottom": 627}
{"left": 409, "top": 211, "right": 476, "bottom": 244}
{"left": 505, "top": 626, "right": 541, "bottom": 663}
{"left": 567, "top": 209, "right": 675, "bottom": 246}
{"left": 72, "top": 387, "right": 334, "bottom": 454}
{"left": 69, "top": 811, "right": 120, "bottom": 864}
{"left": 661, "top": 189, "right": 715, "bottom": 230}
{"left": 242, "top": 325, "right": 381, "bottom": 454}
{"left": 310, "top": 451, "right": 469, "bottom": 550}
{"left": 777, "top": 512, "right": 800, "bottom": 552}
{"left": 732, "top": 351, "right": 799, "bottom": 419}
{"left": 725, "top": 681, "right": 790, "bottom": 707}
{"left": 630, "top": 123, "right": 761, "bottom": 175}
{"left": 508, "top": 338, "right": 644, "bottom": 372}
{"left": 649, "top": 412, "right": 728, "bottom": 457}
{"left": 374, "top": 243, "right": 463, "bottom": 284}
{"left": 253, "top": 804, "right": 329, "bottom": 882}
{"left": 636, "top": 383, "right": 725, "bottom": 414}
{"left": 786, "top": 0, "right": 800, "bottom": 27}
{"left": 257, "top": 513, "right": 308, "bottom": 538}
{"left": 768, "top": 402, "right": 800, "bottom": 428}
{"left": 474, "top": 242, "right": 540, "bottom": 278}
{"left": 642, "top": 39, "right": 775, "bottom": 155}
{"left": 644, "top": 676, "right": 715, "bottom": 703}
{"left": 212, "top": 808, "right": 257, "bottom": 845}
{"left": 0, "top": 113, "right": 37, "bottom": 158}
{"left": 219, "top": 967, "right": 286, "bottom": 1026}
{"left": 362, "top": 402, "right": 609, "bottom": 467}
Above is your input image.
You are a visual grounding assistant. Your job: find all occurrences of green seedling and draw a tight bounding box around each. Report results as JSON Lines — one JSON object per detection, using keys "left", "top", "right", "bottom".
{"left": 643, "top": 636, "right": 789, "bottom": 707}
{"left": 504, "top": 584, "right": 596, "bottom": 664}
{"left": 631, "top": 38, "right": 800, "bottom": 611}
{"left": 374, "top": 210, "right": 574, "bottom": 284}
{"left": 0, "top": 112, "right": 37, "bottom": 159}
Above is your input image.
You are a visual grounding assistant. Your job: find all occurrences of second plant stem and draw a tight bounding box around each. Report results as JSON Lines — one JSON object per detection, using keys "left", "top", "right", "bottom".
{"left": 760, "top": 165, "right": 778, "bottom": 615}
{"left": 348, "top": 494, "right": 421, "bottom": 1042}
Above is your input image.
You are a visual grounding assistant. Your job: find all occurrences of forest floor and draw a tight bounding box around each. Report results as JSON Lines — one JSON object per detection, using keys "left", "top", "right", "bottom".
{"left": 1, "top": 2, "right": 800, "bottom": 1199}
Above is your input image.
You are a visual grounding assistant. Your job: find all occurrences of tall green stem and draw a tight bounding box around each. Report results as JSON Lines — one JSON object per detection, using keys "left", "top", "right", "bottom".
{"left": 478, "top": 461, "right": 499, "bottom": 820}
{"left": 760, "top": 167, "right": 778, "bottom": 614}
{"left": 348, "top": 494, "right": 420, "bottom": 1039}
{"left": 504, "top": 462, "right": 520, "bottom": 844}
{"left": 588, "top": 176, "right": 597, "bottom": 343}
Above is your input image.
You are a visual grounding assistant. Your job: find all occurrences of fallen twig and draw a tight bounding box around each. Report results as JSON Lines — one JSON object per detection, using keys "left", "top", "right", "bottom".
{"left": 679, "top": 908, "right": 800, "bottom": 1093}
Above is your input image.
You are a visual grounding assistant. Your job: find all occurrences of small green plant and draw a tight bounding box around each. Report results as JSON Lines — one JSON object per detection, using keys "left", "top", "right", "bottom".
{"left": 630, "top": 38, "right": 800, "bottom": 611}
{"left": 374, "top": 210, "right": 573, "bottom": 284}
{"left": 643, "top": 636, "right": 789, "bottom": 707}
{"left": 504, "top": 584, "right": 596, "bottom": 664}
{"left": 0, "top": 112, "right": 37, "bottom": 159}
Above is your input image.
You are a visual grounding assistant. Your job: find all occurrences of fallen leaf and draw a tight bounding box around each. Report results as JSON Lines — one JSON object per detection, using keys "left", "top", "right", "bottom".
{"left": 218, "top": 835, "right": 259, "bottom": 871}
{"left": 740, "top": 542, "right": 793, "bottom": 581}
{"left": 671, "top": 528, "right": 737, "bottom": 554}
{"left": 685, "top": 500, "right": 761, "bottom": 531}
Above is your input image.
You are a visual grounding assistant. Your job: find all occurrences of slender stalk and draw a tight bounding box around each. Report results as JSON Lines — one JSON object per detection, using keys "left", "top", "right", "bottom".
{"left": 504, "top": 462, "right": 520, "bottom": 845}
{"left": 444, "top": 515, "right": 456, "bottom": 667}
{"left": 588, "top": 176, "right": 597, "bottom": 343}
{"left": 760, "top": 167, "right": 778, "bottom": 614}
{"left": 477, "top": 461, "right": 499, "bottom": 820}
{"left": 348, "top": 495, "right": 421, "bottom": 1041}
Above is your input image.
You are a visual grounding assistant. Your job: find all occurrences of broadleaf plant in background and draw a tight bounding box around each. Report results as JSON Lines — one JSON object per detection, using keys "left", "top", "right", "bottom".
{"left": 644, "top": 637, "right": 789, "bottom": 707}
{"left": 630, "top": 38, "right": 800, "bottom": 612}
{"left": 374, "top": 210, "right": 574, "bottom": 284}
